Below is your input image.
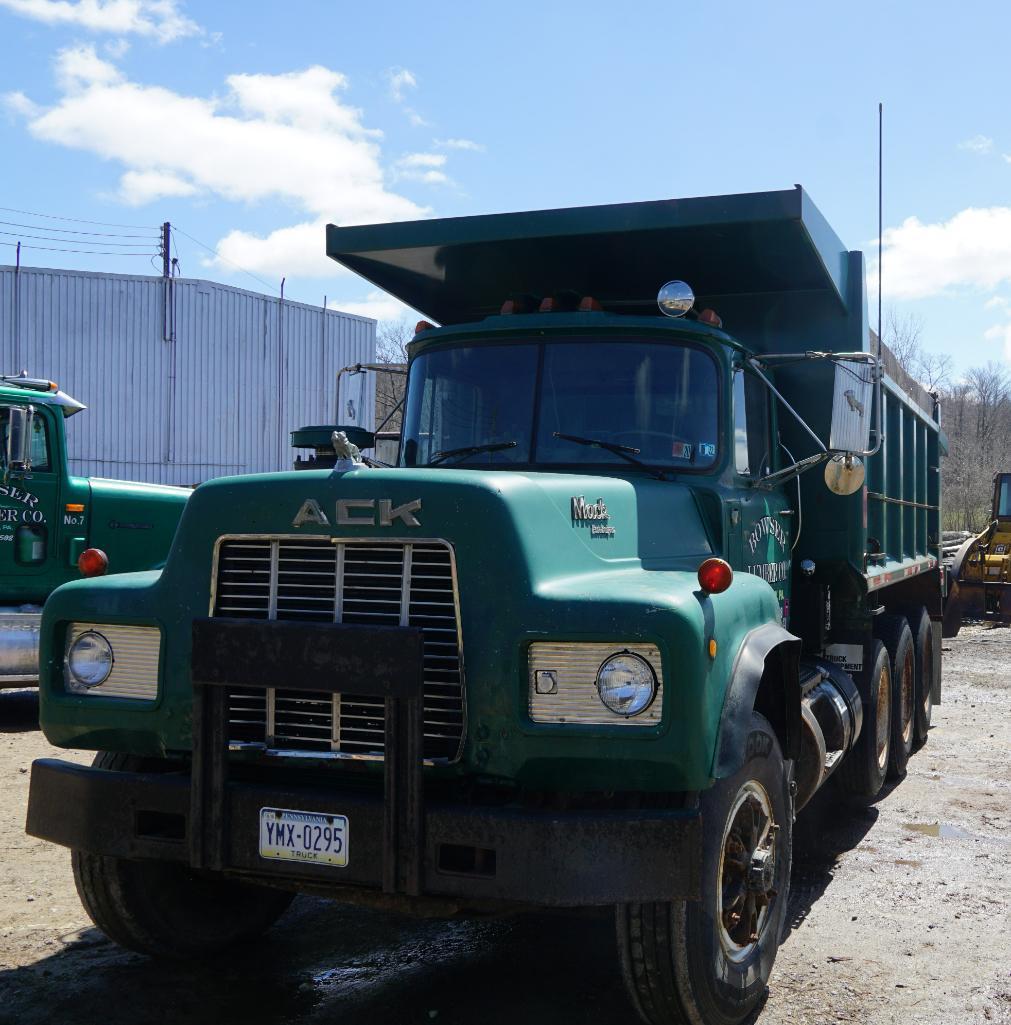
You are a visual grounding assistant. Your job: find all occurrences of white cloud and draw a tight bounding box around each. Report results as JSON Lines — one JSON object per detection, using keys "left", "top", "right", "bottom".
{"left": 55, "top": 42, "right": 123, "bottom": 90}
{"left": 214, "top": 220, "right": 349, "bottom": 280}
{"left": 0, "top": 0, "right": 201, "bottom": 43}
{"left": 330, "top": 289, "right": 412, "bottom": 323}
{"left": 386, "top": 67, "right": 417, "bottom": 103}
{"left": 394, "top": 152, "right": 451, "bottom": 185}
{"left": 984, "top": 296, "right": 1008, "bottom": 310}
{"left": 868, "top": 207, "right": 1011, "bottom": 301}
{"left": 436, "top": 137, "right": 484, "bottom": 152}
{"left": 3, "top": 91, "right": 41, "bottom": 119}
{"left": 958, "top": 134, "right": 993, "bottom": 155}
{"left": 983, "top": 322, "right": 1011, "bottom": 361}
{"left": 397, "top": 152, "right": 445, "bottom": 169}
{"left": 118, "top": 168, "right": 196, "bottom": 204}
{"left": 8, "top": 47, "right": 433, "bottom": 277}
{"left": 104, "top": 37, "right": 130, "bottom": 58}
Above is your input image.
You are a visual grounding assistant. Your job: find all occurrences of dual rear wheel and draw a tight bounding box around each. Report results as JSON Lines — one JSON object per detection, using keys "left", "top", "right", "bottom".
{"left": 837, "top": 605, "right": 934, "bottom": 801}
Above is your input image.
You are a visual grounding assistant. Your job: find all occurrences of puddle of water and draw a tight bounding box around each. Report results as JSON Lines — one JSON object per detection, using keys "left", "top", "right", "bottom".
{"left": 904, "top": 821, "right": 976, "bottom": 840}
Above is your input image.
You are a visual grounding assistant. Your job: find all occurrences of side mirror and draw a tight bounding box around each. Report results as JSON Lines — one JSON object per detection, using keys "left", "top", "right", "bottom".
{"left": 5, "top": 405, "right": 33, "bottom": 473}
{"left": 829, "top": 358, "right": 874, "bottom": 455}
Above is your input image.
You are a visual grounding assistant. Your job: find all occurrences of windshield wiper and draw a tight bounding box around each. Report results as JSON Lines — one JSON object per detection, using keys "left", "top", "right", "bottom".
{"left": 428, "top": 440, "right": 518, "bottom": 465}
{"left": 552, "top": 432, "right": 655, "bottom": 471}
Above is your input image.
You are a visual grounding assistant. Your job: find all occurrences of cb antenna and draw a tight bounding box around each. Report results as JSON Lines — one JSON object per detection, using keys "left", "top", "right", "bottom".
{"left": 869, "top": 100, "right": 877, "bottom": 356}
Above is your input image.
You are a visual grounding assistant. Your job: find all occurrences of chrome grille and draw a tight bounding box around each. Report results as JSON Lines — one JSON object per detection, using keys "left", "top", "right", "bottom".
{"left": 213, "top": 537, "right": 464, "bottom": 761}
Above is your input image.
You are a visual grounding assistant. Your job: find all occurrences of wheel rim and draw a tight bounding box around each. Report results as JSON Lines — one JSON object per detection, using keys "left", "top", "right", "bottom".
{"left": 899, "top": 647, "right": 914, "bottom": 746}
{"left": 876, "top": 663, "right": 890, "bottom": 771}
{"left": 717, "top": 780, "right": 777, "bottom": 963}
{"left": 922, "top": 631, "right": 933, "bottom": 720}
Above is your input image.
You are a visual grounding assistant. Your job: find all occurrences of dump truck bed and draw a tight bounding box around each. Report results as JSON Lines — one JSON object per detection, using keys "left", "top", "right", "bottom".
{"left": 328, "top": 185, "right": 941, "bottom": 594}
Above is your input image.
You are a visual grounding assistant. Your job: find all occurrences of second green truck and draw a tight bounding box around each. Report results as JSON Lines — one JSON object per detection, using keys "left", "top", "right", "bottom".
{"left": 26, "top": 187, "right": 945, "bottom": 1025}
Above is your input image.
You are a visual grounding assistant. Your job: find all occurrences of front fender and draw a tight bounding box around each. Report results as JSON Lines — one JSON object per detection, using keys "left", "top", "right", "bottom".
{"left": 711, "top": 622, "right": 802, "bottom": 779}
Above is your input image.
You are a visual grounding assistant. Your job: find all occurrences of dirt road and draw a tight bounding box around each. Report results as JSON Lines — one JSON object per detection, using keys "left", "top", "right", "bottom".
{"left": 1, "top": 625, "right": 1009, "bottom": 1025}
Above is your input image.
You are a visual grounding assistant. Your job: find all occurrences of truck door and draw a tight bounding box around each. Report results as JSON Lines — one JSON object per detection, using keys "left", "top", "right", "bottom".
{"left": 731, "top": 368, "right": 794, "bottom": 626}
{"left": 0, "top": 405, "right": 62, "bottom": 592}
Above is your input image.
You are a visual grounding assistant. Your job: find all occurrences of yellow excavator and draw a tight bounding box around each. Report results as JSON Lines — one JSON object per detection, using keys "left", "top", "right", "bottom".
{"left": 943, "top": 472, "right": 1011, "bottom": 635}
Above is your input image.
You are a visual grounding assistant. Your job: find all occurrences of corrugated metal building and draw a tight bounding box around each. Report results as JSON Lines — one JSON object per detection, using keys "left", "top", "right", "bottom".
{"left": 0, "top": 265, "right": 375, "bottom": 485}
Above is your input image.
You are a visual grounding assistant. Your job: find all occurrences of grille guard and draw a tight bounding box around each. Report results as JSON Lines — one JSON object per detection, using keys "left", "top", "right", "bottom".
{"left": 191, "top": 618, "right": 427, "bottom": 895}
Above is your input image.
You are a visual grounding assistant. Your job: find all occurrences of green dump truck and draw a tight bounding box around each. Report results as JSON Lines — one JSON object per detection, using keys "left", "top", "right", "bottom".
{"left": 0, "top": 375, "right": 188, "bottom": 687}
{"left": 27, "top": 188, "right": 945, "bottom": 1025}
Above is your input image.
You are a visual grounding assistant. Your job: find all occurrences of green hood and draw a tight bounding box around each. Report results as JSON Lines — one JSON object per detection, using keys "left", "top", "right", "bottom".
{"left": 42, "top": 467, "right": 780, "bottom": 791}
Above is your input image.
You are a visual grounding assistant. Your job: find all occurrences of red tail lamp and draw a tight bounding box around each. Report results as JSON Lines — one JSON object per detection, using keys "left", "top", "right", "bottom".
{"left": 78, "top": 548, "right": 109, "bottom": 577}
{"left": 698, "top": 557, "right": 733, "bottom": 595}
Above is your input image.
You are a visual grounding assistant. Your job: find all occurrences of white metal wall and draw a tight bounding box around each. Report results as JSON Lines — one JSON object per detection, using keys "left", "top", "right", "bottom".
{"left": 0, "top": 265, "right": 375, "bottom": 485}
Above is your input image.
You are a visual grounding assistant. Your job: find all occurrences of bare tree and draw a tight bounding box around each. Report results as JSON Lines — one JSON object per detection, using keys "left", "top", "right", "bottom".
{"left": 373, "top": 318, "right": 412, "bottom": 433}
{"left": 939, "top": 361, "right": 1011, "bottom": 531}
{"left": 376, "top": 318, "right": 413, "bottom": 365}
{"left": 883, "top": 308, "right": 952, "bottom": 392}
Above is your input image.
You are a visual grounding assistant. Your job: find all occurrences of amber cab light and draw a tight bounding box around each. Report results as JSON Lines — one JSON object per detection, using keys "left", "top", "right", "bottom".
{"left": 414, "top": 320, "right": 435, "bottom": 334}
{"left": 78, "top": 548, "right": 109, "bottom": 577}
{"left": 698, "top": 308, "right": 723, "bottom": 328}
{"left": 698, "top": 557, "right": 733, "bottom": 595}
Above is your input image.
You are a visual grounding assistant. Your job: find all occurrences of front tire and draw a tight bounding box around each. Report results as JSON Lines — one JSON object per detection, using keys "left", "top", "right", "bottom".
{"left": 616, "top": 713, "right": 791, "bottom": 1025}
{"left": 72, "top": 752, "right": 294, "bottom": 958}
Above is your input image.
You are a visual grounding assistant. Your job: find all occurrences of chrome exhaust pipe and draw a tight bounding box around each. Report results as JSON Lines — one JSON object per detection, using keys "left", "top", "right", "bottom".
{"left": 794, "top": 658, "right": 863, "bottom": 811}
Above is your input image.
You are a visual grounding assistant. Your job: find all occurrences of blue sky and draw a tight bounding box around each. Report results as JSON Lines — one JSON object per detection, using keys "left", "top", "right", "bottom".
{"left": 2, "top": 0, "right": 1011, "bottom": 373}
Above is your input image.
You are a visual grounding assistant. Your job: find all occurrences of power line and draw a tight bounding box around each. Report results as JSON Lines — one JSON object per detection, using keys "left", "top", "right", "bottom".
{"left": 0, "top": 240, "right": 155, "bottom": 257}
{"left": 0, "top": 205, "right": 157, "bottom": 231}
{"left": 0, "top": 218, "right": 159, "bottom": 240}
{"left": 172, "top": 224, "right": 281, "bottom": 296}
{"left": 0, "top": 228, "right": 160, "bottom": 248}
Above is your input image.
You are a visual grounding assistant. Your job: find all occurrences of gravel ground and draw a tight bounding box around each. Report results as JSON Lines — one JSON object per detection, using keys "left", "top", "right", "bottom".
{"left": 1, "top": 624, "right": 1009, "bottom": 1025}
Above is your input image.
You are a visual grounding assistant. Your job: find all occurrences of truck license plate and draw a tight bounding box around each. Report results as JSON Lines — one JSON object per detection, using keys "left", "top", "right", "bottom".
{"left": 258, "top": 807, "right": 348, "bottom": 867}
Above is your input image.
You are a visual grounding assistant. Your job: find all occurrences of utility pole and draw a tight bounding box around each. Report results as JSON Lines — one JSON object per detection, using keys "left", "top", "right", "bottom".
{"left": 161, "top": 222, "right": 171, "bottom": 278}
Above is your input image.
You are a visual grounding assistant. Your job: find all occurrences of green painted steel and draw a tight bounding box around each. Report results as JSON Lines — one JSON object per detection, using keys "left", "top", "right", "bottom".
{"left": 0, "top": 384, "right": 189, "bottom": 605}
{"left": 37, "top": 187, "right": 943, "bottom": 795}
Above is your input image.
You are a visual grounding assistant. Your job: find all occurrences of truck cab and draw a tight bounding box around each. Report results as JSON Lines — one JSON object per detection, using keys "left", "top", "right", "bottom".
{"left": 0, "top": 375, "right": 189, "bottom": 685}
{"left": 26, "top": 188, "right": 944, "bottom": 1025}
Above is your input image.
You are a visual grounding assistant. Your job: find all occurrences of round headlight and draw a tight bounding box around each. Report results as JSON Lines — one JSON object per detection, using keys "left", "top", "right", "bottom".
{"left": 596, "top": 652, "right": 657, "bottom": 717}
{"left": 67, "top": 631, "right": 114, "bottom": 689}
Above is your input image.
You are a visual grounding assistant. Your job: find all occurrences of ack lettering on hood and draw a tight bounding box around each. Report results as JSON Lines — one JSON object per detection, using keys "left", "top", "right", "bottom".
{"left": 292, "top": 498, "right": 422, "bottom": 529}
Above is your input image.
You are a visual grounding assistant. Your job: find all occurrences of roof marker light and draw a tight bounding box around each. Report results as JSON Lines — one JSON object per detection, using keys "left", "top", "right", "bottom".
{"left": 414, "top": 320, "right": 435, "bottom": 334}
{"left": 539, "top": 297, "right": 556, "bottom": 313}
{"left": 579, "top": 296, "right": 602, "bottom": 312}
{"left": 698, "top": 308, "right": 723, "bottom": 328}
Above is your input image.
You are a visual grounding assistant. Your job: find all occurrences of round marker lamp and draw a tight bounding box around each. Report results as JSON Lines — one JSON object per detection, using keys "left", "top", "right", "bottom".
{"left": 698, "top": 557, "right": 733, "bottom": 595}
{"left": 596, "top": 652, "right": 658, "bottom": 716}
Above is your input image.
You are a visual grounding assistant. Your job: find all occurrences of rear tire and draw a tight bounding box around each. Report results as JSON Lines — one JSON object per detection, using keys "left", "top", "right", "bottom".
{"left": 836, "top": 640, "right": 890, "bottom": 799}
{"left": 875, "top": 615, "right": 915, "bottom": 779}
{"left": 72, "top": 752, "right": 294, "bottom": 958}
{"left": 907, "top": 607, "right": 934, "bottom": 748}
{"left": 616, "top": 713, "right": 791, "bottom": 1025}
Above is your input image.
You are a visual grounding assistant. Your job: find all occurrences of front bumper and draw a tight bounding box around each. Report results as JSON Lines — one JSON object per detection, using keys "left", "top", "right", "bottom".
{"left": 27, "top": 757, "right": 702, "bottom": 906}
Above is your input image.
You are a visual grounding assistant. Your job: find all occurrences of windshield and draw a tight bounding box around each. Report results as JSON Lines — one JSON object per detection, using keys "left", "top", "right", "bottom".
{"left": 999, "top": 477, "right": 1011, "bottom": 518}
{"left": 401, "top": 339, "right": 720, "bottom": 469}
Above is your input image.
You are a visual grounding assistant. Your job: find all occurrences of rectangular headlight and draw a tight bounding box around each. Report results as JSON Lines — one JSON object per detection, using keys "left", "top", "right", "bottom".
{"left": 64, "top": 623, "right": 161, "bottom": 700}
{"left": 528, "top": 642, "right": 663, "bottom": 725}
